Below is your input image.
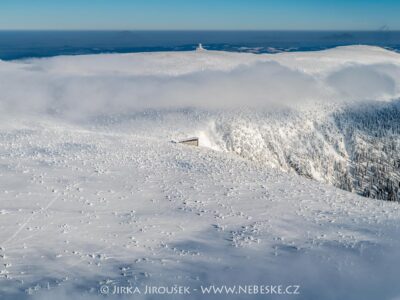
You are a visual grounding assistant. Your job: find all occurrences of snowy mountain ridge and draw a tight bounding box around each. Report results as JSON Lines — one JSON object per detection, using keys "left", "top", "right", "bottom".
{"left": 1, "top": 45, "right": 399, "bottom": 201}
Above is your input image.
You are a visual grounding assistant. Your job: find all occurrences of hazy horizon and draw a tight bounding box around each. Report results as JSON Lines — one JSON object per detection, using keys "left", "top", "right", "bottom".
{"left": 1, "top": 0, "right": 400, "bottom": 31}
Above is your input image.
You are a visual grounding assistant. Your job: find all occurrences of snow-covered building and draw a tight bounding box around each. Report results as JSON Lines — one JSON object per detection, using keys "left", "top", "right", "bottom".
{"left": 179, "top": 137, "right": 199, "bottom": 146}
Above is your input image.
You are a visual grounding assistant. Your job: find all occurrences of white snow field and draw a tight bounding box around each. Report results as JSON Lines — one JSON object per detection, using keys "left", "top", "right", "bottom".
{"left": 1, "top": 46, "right": 400, "bottom": 300}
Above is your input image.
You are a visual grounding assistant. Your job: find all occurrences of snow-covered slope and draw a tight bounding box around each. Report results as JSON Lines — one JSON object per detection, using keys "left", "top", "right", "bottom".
{"left": 2, "top": 115, "right": 400, "bottom": 300}
{"left": 208, "top": 100, "right": 400, "bottom": 200}
{"left": 1, "top": 46, "right": 400, "bottom": 299}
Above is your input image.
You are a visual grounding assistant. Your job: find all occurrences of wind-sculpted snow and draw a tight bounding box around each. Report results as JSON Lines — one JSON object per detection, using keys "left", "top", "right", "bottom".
{"left": 2, "top": 113, "right": 400, "bottom": 300}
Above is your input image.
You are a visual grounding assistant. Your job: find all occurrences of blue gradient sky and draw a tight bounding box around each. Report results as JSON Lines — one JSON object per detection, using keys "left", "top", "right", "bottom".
{"left": 0, "top": 0, "right": 399, "bottom": 30}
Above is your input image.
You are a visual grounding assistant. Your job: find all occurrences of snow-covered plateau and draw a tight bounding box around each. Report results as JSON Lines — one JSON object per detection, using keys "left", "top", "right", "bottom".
{"left": 1, "top": 46, "right": 400, "bottom": 299}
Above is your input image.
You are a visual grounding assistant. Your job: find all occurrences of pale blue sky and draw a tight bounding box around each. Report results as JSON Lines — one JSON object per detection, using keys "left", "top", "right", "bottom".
{"left": 0, "top": 0, "right": 399, "bottom": 30}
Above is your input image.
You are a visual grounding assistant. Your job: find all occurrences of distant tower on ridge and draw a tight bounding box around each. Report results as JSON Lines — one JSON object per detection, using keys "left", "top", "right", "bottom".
{"left": 196, "top": 43, "right": 205, "bottom": 51}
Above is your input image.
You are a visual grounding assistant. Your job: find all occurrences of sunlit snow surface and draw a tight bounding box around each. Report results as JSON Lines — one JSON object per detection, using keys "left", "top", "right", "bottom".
{"left": 1, "top": 46, "right": 400, "bottom": 299}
